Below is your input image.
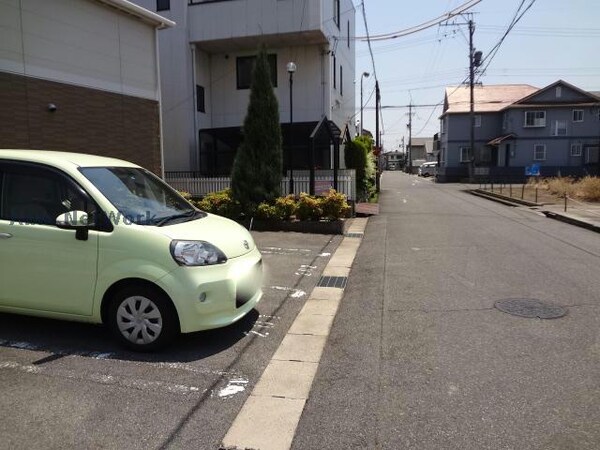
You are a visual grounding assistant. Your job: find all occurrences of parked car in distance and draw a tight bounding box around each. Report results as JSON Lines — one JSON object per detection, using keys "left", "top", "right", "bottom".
{"left": 0, "top": 150, "right": 263, "bottom": 351}
{"left": 418, "top": 161, "right": 438, "bottom": 177}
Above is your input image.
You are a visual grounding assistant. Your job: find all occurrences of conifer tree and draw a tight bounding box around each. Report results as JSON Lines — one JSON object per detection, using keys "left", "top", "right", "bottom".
{"left": 231, "top": 46, "right": 283, "bottom": 212}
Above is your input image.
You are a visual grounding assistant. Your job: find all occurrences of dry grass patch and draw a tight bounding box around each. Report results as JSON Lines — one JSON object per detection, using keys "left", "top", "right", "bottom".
{"left": 576, "top": 176, "right": 600, "bottom": 201}
{"left": 546, "top": 177, "right": 577, "bottom": 197}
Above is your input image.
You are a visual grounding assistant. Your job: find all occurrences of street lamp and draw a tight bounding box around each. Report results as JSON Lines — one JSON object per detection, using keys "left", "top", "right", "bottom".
{"left": 287, "top": 61, "right": 297, "bottom": 194}
{"left": 360, "top": 71, "right": 370, "bottom": 135}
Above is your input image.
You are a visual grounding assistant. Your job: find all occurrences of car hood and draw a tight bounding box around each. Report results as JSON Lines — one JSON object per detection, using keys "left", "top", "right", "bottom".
{"left": 152, "top": 213, "right": 255, "bottom": 258}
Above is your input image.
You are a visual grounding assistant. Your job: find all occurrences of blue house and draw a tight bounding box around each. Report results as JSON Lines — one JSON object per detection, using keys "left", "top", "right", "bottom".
{"left": 437, "top": 80, "right": 600, "bottom": 182}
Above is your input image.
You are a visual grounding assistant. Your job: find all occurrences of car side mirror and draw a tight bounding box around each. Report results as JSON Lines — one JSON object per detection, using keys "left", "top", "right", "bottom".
{"left": 56, "top": 211, "right": 92, "bottom": 241}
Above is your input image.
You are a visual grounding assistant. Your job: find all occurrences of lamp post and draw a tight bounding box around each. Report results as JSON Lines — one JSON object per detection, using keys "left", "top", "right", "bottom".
{"left": 360, "top": 71, "right": 370, "bottom": 135}
{"left": 287, "top": 61, "right": 297, "bottom": 194}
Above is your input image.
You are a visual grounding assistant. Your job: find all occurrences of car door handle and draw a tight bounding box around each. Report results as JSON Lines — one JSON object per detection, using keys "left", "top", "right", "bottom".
{"left": 0, "top": 233, "right": 13, "bottom": 239}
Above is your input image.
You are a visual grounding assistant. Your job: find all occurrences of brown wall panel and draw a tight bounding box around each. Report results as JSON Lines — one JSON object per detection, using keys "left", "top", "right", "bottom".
{"left": 0, "top": 72, "right": 161, "bottom": 174}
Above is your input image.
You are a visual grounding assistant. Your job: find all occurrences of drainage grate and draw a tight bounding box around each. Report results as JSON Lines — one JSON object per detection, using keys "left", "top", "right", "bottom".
{"left": 346, "top": 233, "right": 364, "bottom": 238}
{"left": 494, "top": 298, "right": 567, "bottom": 319}
{"left": 316, "top": 276, "right": 348, "bottom": 289}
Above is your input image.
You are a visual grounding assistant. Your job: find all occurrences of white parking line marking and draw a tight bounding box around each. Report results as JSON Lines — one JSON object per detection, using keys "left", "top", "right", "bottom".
{"left": 260, "top": 247, "right": 312, "bottom": 255}
{"left": 245, "top": 330, "right": 269, "bottom": 338}
{"left": 0, "top": 339, "right": 117, "bottom": 360}
{"left": 295, "top": 264, "right": 317, "bottom": 276}
{"left": 268, "top": 286, "right": 307, "bottom": 298}
{"left": 0, "top": 359, "right": 207, "bottom": 395}
{"left": 218, "top": 378, "right": 249, "bottom": 398}
{"left": 290, "top": 290, "right": 306, "bottom": 298}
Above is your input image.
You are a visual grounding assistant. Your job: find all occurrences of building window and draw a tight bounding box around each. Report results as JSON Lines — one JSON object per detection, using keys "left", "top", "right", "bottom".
{"left": 333, "top": 57, "right": 336, "bottom": 89}
{"left": 340, "top": 65, "right": 343, "bottom": 96}
{"left": 502, "top": 112, "right": 508, "bottom": 130}
{"left": 573, "top": 109, "right": 584, "bottom": 122}
{"left": 556, "top": 86, "right": 562, "bottom": 98}
{"left": 533, "top": 144, "right": 546, "bottom": 161}
{"left": 440, "top": 118, "right": 445, "bottom": 134}
{"left": 474, "top": 115, "right": 482, "bottom": 127}
{"left": 196, "top": 85, "right": 205, "bottom": 113}
{"left": 333, "top": 0, "right": 340, "bottom": 27}
{"left": 586, "top": 147, "right": 599, "bottom": 164}
{"left": 157, "top": 0, "right": 170, "bottom": 11}
{"left": 459, "top": 147, "right": 471, "bottom": 163}
{"left": 236, "top": 54, "right": 277, "bottom": 90}
{"left": 552, "top": 120, "right": 567, "bottom": 136}
{"left": 347, "top": 21, "right": 350, "bottom": 47}
{"left": 571, "top": 143, "right": 582, "bottom": 157}
{"left": 524, "top": 111, "right": 546, "bottom": 128}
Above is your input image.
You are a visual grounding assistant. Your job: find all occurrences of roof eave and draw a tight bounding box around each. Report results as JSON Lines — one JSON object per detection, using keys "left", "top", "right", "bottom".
{"left": 96, "top": 0, "right": 176, "bottom": 29}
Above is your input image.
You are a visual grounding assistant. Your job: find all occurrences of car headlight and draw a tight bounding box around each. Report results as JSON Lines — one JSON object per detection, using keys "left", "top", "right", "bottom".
{"left": 170, "top": 240, "right": 227, "bottom": 266}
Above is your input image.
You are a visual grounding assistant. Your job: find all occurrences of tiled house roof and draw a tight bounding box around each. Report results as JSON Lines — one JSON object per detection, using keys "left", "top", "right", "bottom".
{"left": 443, "top": 84, "right": 538, "bottom": 114}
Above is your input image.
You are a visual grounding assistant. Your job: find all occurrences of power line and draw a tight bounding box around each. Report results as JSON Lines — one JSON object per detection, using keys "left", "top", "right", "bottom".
{"left": 477, "top": 0, "right": 538, "bottom": 81}
{"left": 356, "top": 0, "right": 482, "bottom": 41}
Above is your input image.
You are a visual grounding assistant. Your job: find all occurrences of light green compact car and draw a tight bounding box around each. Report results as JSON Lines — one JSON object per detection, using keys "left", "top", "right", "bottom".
{"left": 0, "top": 150, "right": 263, "bottom": 351}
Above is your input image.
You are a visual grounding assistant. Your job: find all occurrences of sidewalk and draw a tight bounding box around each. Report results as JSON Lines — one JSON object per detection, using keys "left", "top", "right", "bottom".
{"left": 541, "top": 199, "right": 600, "bottom": 232}
{"left": 471, "top": 187, "right": 600, "bottom": 233}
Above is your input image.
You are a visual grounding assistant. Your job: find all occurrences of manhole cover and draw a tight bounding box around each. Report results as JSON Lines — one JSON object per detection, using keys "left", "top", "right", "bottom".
{"left": 494, "top": 298, "right": 567, "bottom": 319}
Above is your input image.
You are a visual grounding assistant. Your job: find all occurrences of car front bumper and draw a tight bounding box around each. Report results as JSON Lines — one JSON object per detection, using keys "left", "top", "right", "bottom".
{"left": 158, "top": 247, "right": 263, "bottom": 333}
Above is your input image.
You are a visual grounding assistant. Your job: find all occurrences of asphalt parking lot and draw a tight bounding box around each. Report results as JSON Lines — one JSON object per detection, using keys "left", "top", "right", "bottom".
{"left": 0, "top": 231, "right": 342, "bottom": 449}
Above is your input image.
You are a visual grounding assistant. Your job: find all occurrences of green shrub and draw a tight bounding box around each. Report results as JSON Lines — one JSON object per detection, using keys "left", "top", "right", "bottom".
{"left": 196, "top": 189, "right": 241, "bottom": 219}
{"left": 179, "top": 191, "right": 193, "bottom": 201}
{"left": 296, "top": 193, "right": 323, "bottom": 221}
{"left": 255, "top": 202, "right": 279, "bottom": 220}
{"left": 345, "top": 135, "right": 376, "bottom": 201}
{"left": 320, "top": 189, "right": 350, "bottom": 220}
{"left": 230, "top": 45, "right": 283, "bottom": 211}
{"left": 274, "top": 195, "right": 297, "bottom": 220}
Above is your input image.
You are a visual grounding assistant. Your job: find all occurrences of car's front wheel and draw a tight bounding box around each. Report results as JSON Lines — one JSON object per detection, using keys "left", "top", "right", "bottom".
{"left": 107, "top": 285, "right": 179, "bottom": 351}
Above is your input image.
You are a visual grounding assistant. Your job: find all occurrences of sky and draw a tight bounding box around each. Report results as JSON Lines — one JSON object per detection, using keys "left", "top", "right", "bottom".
{"left": 354, "top": 0, "right": 600, "bottom": 153}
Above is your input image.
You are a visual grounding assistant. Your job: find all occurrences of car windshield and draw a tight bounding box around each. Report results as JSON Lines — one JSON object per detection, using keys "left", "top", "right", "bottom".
{"left": 80, "top": 167, "right": 204, "bottom": 226}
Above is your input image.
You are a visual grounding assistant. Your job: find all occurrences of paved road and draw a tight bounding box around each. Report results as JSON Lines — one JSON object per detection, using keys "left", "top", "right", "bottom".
{"left": 293, "top": 171, "right": 600, "bottom": 449}
{"left": 0, "top": 232, "right": 341, "bottom": 449}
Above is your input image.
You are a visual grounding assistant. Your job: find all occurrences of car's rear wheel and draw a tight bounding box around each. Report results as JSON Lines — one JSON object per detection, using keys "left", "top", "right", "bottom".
{"left": 107, "top": 285, "right": 179, "bottom": 351}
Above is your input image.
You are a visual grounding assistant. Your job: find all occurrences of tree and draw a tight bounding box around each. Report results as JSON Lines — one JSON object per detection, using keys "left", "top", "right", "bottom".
{"left": 231, "top": 46, "right": 283, "bottom": 212}
{"left": 345, "top": 135, "right": 376, "bottom": 200}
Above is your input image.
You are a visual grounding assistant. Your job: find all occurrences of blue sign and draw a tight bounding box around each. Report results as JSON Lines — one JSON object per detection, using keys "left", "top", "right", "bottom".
{"left": 525, "top": 164, "right": 541, "bottom": 177}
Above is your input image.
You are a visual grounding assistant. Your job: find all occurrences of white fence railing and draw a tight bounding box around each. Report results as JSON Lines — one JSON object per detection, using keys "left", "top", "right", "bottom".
{"left": 165, "top": 169, "right": 356, "bottom": 200}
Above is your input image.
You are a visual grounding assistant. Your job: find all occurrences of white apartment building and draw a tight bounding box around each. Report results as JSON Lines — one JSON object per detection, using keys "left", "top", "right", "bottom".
{"left": 132, "top": 0, "right": 356, "bottom": 175}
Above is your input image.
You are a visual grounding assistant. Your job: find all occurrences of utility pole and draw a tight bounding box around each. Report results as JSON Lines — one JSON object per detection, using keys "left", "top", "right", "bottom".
{"left": 375, "top": 80, "right": 381, "bottom": 192}
{"left": 468, "top": 18, "right": 475, "bottom": 182}
{"left": 407, "top": 103, "right": 413, "bottom": 174}
{"left": 442, "top": 14, "right": 481, "bottom": 182}
{"left": 375, "top": 81, "right": 380, "bottom": 149}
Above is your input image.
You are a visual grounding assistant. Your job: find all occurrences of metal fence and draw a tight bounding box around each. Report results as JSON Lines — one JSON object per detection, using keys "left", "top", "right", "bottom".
{"left": 165, "top": 169, "right": 356, "bottom": 200}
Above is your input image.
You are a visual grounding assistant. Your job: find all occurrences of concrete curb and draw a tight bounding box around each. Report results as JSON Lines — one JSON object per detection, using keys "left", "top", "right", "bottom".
{"left": 468, "top": 189, "right": 528, "bottom": 207}
{"left": 469, "top": 189, "right": 600, "bottom": 234}
{"left": 221, "top": 218, "right": 369, "bottom": 450}
{"left": 541, "top": 211, "right": 600, "bottom": 233}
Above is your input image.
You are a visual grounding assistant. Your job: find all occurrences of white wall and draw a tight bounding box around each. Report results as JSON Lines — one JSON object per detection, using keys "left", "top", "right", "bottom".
{"left": 132, "top": 0, "right": 197, "bottom": 171}
{"left": 187, "top": 0, "right": 322, "bottom": 43}
{"left": 0, "top": 0, "right": 159, "bottom": 101}
{"left": 198, "top": 45, "right": 328, "bottom": 129}
{"left": 322, "top": 0, "right": 356, "bottom": 135}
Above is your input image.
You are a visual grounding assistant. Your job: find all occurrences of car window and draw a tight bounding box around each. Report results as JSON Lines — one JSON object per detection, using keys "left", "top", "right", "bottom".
{"left": 0, "top": 163, "right": 96, "bottom": 226}
{"left": 81, "top": 167, "right": 198, "bottom": 225}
